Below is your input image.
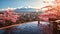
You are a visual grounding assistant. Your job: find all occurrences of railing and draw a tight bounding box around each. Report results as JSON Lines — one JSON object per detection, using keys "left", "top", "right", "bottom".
{"left": 49, "top": 18, "right": 60, "bottom": 34}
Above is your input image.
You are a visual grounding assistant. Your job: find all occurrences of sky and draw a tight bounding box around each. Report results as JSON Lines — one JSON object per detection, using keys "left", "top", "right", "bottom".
{"left": 0, "top": 0, "right": 54, "bottom": 9}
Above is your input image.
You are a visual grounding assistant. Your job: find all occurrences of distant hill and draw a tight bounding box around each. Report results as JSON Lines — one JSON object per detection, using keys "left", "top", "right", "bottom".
{"left": 14, "top": 8, "right": 38, "bottom": 12}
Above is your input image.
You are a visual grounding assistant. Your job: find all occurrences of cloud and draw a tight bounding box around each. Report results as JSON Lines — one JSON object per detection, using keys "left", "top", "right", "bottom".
{"left": 0, "top": 6, "right": 41, "bottom": 11}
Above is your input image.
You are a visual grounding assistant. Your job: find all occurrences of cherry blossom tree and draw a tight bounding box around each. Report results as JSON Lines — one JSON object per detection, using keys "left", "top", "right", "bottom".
{"left": 39, "top": 0, "right": 60, "bottom": 21}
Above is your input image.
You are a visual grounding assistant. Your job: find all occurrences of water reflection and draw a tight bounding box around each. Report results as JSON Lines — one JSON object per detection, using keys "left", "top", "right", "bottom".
{"left": 0, "top": 21, "right": 52, "bottom": 34}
